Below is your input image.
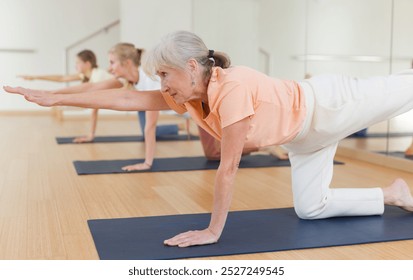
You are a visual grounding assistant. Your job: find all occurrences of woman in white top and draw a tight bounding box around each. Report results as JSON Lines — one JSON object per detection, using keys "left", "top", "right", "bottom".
{"left": 21, "top": 44, "right": 178, "bottom": 171}
{"left": 19, "top": 49, "right": 113, "bottom": 143}
{"left": 109, "top": 44, "right": 180, "bottom": 171}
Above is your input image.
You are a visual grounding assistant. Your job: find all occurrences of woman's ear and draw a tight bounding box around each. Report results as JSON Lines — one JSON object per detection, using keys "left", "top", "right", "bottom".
{"left": 187, "top": 58, "right": 198, "bottom": 72}
{"left": 125, "top": 59, "right": 134, "bottom": 68}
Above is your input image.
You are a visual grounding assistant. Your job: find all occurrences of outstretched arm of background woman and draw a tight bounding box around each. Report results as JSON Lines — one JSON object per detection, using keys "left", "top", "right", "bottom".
{"left": 122, "top": 110, "right": 158, "bottom": 171}
{"left": 73, "top": 108, "right": 99, "bottom": 143}
{"left": 18, "top": 74, "right": 81, "bottom": 83}
{"left": 3, "top": 86, "right": 171, "bottom": 111}
{"left": 163, "top": 116, "right": 250, "bottom": 247}
{"left": 52, "top": 78, "right": 123, "bottom": 94}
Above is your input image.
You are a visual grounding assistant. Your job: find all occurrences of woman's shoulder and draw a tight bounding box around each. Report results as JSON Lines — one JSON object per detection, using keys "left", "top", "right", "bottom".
{"left": 214, "top": 66, "right": 264, "bottom": 82}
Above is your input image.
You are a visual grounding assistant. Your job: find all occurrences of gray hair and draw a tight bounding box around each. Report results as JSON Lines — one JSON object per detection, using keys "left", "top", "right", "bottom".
{"left": 143, "top": 30, "right": 230, "bottom": 79}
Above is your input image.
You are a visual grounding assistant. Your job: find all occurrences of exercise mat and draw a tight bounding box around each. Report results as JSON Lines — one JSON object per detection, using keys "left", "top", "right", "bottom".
{"left": 88, "top": 206, "right": 413, "bottom": 260}
{"left": 74, "top": 154, "right": 332, "bottom": 175}
{"left": 348, "top": 132, "right": 413, "bottom": 138}
{"left": 56, "top": 134, "right": 199, "bottom": 144}
{"left": 377, "top": 151, "right": 413, "bottom": 160}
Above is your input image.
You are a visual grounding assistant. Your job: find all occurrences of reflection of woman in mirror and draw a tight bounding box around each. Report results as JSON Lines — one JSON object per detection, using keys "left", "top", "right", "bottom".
{"left": 404, "top": 60, "right": 413, "bottom": 155}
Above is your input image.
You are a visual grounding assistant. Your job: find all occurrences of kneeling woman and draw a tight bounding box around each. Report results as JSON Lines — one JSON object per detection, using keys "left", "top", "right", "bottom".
{"left": 5, "top": 31, "right": 413, "bottom": 248}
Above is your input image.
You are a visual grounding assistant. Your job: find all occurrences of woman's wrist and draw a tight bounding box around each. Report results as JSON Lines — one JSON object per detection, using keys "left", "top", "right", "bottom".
{"left": 207, "top": 227, "right": 221, "bottom": 241}
{"left": 143, "top": 161, "right": 152, "bottom": 168}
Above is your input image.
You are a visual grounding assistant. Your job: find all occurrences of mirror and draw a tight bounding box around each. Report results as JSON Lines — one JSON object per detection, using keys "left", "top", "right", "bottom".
{"left": 256, "top": 0, "right": 413, "bottom": 159}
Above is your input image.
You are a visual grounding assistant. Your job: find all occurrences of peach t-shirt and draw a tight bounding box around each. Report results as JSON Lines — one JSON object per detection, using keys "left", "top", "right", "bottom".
{"left": 162, "top": 66, "right": 306, "bottom": 149}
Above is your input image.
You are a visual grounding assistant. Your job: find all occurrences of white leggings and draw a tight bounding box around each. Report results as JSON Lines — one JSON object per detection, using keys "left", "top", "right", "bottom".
{"left": 283, "top": 70, "right": 413, "bottom": 219}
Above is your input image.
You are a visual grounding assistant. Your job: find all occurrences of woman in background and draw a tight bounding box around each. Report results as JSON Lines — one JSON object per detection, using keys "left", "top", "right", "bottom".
{"left": 107, "top": 43, "right": 180, "bottom": 171}
{"left": 22, "top": 44, "right": 181, "bottom": 171}
{"left": 19, "top": 49, "right": 113, "bottom": 143}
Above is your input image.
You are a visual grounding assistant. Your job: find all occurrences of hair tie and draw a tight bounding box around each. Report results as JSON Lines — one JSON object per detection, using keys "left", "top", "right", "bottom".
{"left": 207, "top": 49, "right": 215, "bottom": 66}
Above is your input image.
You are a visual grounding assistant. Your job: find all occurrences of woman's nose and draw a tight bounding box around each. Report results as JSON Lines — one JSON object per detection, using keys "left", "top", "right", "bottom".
{"left": 160, "top": 81, "right": 169, "bottom": 92}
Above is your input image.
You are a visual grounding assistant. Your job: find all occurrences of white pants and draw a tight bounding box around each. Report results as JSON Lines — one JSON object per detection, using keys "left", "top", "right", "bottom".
{"left": 283, "top": 70, "right": 413, "bottom": 219}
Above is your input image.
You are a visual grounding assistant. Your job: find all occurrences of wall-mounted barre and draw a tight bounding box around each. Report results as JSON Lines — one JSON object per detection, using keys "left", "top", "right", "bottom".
{"left": 0, "top": 48, "right": 36, "bottom": 53}
{"left": 64, "top": 19, "right": 120, "bottom": 76}
{"left": 291, "top": 54, "right": 412, "bottom": 62}
{"left": 259, "top": 48, "right": 270, "bottom": 75}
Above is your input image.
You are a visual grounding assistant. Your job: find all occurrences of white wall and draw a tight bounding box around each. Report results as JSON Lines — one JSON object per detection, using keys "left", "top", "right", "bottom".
{"left": 192, "top": 0, "right": 260, "bottom": 69}
{"left": 2, "top": 0, "right": 413, "bottom": 112}
{"left": 392, "top": 0, "right": 413, "bottom": 72}
{"left": 305, "top": 0, "right": 392, "bottom": 77}
{"left": 258, "top": 0, "right": 413, "bottom": 80}
{"left": 120, "top": 0, "right": 192, "bottom": 49}
{"left": 0, "top": 0, "right": 120, "bottom": 111}
{"left": 258, "top": 0, "right": 306, "bottom": 80}
{"left": 120, "top": 0, "right": 260, "bottom": 70}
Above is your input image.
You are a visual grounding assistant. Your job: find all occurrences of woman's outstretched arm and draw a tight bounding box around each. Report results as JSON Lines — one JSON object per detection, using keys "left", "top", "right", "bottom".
{"left": 3, "top": 86, "right": 171, "bottom": 112}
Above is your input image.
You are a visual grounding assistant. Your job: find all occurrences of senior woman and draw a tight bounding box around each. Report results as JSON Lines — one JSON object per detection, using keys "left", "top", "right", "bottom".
{"left": 4, "top": 30, "right": 413, "bottom": 248}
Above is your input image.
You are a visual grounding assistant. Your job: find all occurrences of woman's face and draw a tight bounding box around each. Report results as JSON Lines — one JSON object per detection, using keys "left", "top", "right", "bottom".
{"left": 75, "top": 57, "right": 91, "bottom": 74}
{"left": 108, "top": 53, "right": 127, "bottom": 78}
{"left": 157, "top": 65, "right": 199, "bottom": 104}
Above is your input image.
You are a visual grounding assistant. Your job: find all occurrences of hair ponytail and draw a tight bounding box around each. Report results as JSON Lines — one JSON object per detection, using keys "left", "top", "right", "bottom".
{"left": 144, "top": 30, "right": 231, "bottom": 80}
{"left": 109, "top": 43, "right": 144, "bottom": 67}
{"left": 136, "top": 48, "right": 144, "bottom": 66}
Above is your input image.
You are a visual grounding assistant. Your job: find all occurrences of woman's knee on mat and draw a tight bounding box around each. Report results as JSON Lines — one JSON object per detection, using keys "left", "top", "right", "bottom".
{"left": 293, "top": 195, "right": 329, "bottom": 220}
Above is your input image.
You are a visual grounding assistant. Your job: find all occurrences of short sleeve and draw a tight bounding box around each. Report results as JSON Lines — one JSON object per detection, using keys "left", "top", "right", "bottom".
{"left": 217, "top": 82, "right": 255, "bottom": 128}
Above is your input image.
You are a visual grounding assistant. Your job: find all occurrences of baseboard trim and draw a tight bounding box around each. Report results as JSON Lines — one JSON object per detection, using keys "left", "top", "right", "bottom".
{"left": 337, "top": 146, "right": 413, "bottom": 173}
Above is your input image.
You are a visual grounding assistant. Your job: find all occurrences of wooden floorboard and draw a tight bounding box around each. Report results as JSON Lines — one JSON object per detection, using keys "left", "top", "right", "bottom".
{"left": 1, "top": 114, "right": 413, "bottom": 259}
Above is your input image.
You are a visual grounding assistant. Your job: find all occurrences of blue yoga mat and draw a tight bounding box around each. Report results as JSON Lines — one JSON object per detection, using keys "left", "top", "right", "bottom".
{"left": 74, "top": 155, "right": 337, "bottom": 175}
{"left": 55, "top": 134, "right": 199, "bottom": 144}
{"left": 88, "top": 206, "right": 413, "bottom": 260}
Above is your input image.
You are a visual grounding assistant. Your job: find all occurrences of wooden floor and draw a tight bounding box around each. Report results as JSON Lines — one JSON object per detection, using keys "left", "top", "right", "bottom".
{"left": 2, "top": 113, "right": 413, "bottom": 260}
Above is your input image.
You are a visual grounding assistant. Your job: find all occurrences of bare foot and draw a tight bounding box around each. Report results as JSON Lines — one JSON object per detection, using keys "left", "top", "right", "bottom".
{"left": 382, "top": 178, "right": 413, "bottom": 212}
{"left": 405, "top": 147, "right": 413, "bottom": 156}
{"left": 122, "top": 162, "right": 152, "bottom": 171}
{"left": 73, "top": 136, "right": 94, "bottom": 143}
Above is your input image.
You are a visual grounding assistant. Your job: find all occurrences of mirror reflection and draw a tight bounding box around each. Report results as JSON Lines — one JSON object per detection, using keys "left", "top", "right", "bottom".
{"left": 262, "top": 0, "right": 413, "bottom": 160}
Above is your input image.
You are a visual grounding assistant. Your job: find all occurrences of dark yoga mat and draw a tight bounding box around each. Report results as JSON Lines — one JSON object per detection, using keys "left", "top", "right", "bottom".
{"left": 55, "top": 134, "right": 199, "bottom": 144}
{"left": 74, "top": 155, "right": 342, "bottom": 175}
{"left": 348, "top": 132, "right": 413, "bottom": 138}
{"left": 378, "top": 151, "right": 413, "bottom": 160}
{"left": 88, "top": 206, "right": 413, "bottom": 260}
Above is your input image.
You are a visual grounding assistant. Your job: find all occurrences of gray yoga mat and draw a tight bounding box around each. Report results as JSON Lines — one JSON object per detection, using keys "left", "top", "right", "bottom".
{"left": 87, "top": 206, "right": 413, "bottom": 260}
{"left": 74, "top": 155, "right": 343, "bottom": 175}
{"left": 56, "top": 134, "right": 199, "bottom": 144}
